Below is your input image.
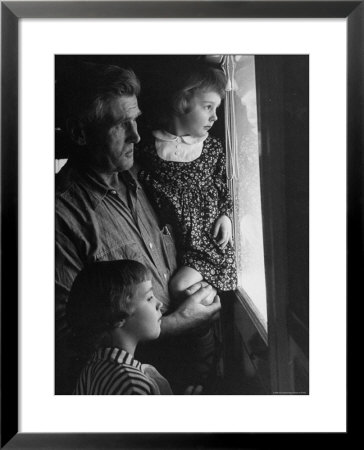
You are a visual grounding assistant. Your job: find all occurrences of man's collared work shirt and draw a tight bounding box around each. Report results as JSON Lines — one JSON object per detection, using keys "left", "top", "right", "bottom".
{"left": 55, "top": 162, "right": 177, "bottom": 341}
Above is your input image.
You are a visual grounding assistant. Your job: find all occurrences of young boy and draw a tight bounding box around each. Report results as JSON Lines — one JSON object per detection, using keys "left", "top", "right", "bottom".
{"left": 66, "top": 260, "right": 174, "bottom": 395}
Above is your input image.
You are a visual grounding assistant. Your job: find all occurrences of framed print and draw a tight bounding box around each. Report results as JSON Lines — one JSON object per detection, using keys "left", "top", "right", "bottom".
{"left": 1, "top": 0, "right": 360, "bottom": 447}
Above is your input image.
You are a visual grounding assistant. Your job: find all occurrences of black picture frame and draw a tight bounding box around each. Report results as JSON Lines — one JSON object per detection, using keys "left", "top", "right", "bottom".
{"left": 1, "top": 1, "right": 360, "bottom": 448}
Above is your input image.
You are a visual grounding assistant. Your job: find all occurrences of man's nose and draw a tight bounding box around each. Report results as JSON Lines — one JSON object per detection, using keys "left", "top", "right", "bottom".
{"left": 129, "top": 121, "right": 140, "bottom": 144}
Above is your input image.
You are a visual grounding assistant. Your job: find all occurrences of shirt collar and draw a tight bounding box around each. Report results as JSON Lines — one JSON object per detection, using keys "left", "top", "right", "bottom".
{"left": 92, "top": 347, "right": 143, "bottom": 370}
{"left": 59, "top": 161, "right": 140, "bottom": 210}
{"left": 153, "top": 129, "right": 208, "bottom": 145}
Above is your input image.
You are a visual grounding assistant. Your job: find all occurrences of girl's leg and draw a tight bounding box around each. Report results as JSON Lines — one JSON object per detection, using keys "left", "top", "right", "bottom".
{"left": 169, "top": 266, "right": 215, "bottom": 305}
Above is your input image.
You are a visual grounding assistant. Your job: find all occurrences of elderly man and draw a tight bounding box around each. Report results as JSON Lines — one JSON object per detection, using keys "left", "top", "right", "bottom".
{"left": 55, "top": 62, "right": 221, "bottom": 394}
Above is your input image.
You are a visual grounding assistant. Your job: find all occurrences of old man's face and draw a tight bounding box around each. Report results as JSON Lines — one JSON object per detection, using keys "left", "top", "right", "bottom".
{"left": 87, "top": 95, "right": 141, "bottom": 173}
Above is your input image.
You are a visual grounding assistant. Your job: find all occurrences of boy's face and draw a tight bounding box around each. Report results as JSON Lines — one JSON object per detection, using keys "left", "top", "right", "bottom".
{"left": 178, "top": 90, "right": 221, "bottom": 138}
{"left": 124, "top": 280, "right": 163, "bottom": 341}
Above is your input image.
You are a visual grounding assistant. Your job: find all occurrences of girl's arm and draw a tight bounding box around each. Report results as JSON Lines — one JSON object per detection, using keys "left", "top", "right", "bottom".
{"left": 213, "top": 214, "right": 233, "bottom": 249}
{"left": 212, "top": 139, "right": 234, "bottom": 248}
{"left": 214, "top": 139, "right": 234, "bottom": 219}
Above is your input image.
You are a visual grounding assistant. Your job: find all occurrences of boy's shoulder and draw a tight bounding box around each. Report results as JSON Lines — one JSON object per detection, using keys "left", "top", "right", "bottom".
{"left": 112, "top": 362, "right": 155, "bottom": 394}
{"left": 88, "top": 349, "right": 156, "bottom": 395}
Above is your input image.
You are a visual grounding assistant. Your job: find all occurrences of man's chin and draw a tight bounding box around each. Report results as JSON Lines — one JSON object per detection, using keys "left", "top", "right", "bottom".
{"left": 119, "top": 157, "right": 134, "bottom": 171}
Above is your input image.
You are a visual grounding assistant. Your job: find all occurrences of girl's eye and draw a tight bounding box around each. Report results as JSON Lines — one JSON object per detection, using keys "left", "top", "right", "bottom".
{"left": 147, "top": 296, "right": 153, "bottom": 302}
{"left": 205, "top": 105, "right": 212, "bottom": 110}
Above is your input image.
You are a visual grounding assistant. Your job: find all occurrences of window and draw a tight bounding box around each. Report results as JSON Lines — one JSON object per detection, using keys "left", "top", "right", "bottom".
{"left": 223, "top": 55, "right": 268, "bottom": 335}
{"left": 222, "top": 55, "right": 309, "bottom": 394}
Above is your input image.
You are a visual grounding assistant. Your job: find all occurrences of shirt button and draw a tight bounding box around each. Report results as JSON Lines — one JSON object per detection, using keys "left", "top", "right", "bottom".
{"left": 164, "top": 273, "right": 167, "bottom": 280}
{"left": 110, "top": 190, "right": 117, "bottom": 195}
{"left": 149, "top": 242, "right": 153, "bottom": 249}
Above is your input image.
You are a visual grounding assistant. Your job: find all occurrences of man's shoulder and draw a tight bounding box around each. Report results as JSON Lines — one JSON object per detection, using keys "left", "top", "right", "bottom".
{"left": 55, "top": 163, "right": 93, "bottom": 216}
{"left": 55, "top": 162, "right": 77, "bottom": 197}
{"left": 56, "top": 163, "right": 90, "bottom": 201}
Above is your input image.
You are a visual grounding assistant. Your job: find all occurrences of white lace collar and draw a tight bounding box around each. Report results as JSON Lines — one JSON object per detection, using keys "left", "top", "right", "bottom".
{"left": 153, "top": 130, "right": 208, "bottom": 162}
{"left": 153, "top": 130, "right": 209, "bottom": 145}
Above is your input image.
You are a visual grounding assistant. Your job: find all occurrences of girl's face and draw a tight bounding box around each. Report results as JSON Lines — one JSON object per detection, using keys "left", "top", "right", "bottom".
{"left": 176, "top": 90, "right": 222, "bottom": 138}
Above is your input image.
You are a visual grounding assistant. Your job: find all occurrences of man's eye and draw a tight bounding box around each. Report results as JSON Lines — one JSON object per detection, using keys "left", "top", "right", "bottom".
{"left": 147, "top": 296, "right": 153, "bottom": 302}
{"left": 123, "top": 119, "right": 138, "bottom": 127}
{"left": 116, "top": 119, "right": 130, "bottom": 126}
{"left": 112, "top": 122, "right": 125, "bottom": 130}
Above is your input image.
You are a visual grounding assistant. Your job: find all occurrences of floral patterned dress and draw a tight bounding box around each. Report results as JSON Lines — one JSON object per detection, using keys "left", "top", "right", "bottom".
{"left": 137, "top": 133, "right": 237, "bottom": 291}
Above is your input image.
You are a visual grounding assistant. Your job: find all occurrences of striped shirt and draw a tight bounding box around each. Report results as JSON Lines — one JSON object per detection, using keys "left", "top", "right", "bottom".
{"left": 74, "top": 347, "right": 173, "bottom": 395}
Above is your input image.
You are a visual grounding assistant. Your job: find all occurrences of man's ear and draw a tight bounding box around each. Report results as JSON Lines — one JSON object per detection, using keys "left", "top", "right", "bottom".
{"left": 67, "top": 118, "right": 87, "bottom": 146}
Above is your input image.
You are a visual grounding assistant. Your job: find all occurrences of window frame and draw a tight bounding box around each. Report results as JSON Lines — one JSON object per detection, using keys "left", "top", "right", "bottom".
{"left": 225, "top": 55, "right": 309, "bottom": 395}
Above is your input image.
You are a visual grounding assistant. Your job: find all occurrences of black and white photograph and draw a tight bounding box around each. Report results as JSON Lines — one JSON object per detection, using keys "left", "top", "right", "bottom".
{"left": 2, "top": 0, "right": 355, "bottom": 444}
{"left": 55, "top": 54, "right": 309, "bottom": 396}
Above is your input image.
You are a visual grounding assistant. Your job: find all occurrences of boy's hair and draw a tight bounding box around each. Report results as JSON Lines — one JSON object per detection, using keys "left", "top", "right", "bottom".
{"left": 151, "top": 63, "right": 227, "bottom": 129}
{"left": 67, "top": 62, "right": 141, "bottom": 127}
{"left": 66, "top": 260, "right": 151, "bottom": 350}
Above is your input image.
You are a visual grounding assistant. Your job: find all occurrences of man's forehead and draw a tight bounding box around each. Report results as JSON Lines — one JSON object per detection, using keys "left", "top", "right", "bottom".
{"left": 107, "top": 95, "right": 140, "bottom": 118}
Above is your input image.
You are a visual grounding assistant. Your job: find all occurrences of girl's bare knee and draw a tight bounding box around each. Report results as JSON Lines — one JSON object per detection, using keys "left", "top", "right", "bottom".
{"left": 169, "top": 275, "right": 187, "bottom": 299}
{"left": 170, "top": 266, "right": 203, "bottom": 300}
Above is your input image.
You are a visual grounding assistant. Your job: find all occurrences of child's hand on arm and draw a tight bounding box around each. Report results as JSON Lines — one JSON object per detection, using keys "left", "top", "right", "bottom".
{"left": 213, "top": 214, "right": 233, "bottom": 249}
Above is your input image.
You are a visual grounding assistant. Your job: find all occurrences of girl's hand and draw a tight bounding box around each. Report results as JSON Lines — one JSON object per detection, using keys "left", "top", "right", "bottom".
{"left": 213, "top": 215, "right": 233, "bottom": 249}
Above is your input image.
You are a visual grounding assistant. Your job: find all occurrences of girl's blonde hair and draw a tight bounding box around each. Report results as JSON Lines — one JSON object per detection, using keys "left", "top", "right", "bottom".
{"left": 151, "top": 63, "right": 226, "bottom": 129}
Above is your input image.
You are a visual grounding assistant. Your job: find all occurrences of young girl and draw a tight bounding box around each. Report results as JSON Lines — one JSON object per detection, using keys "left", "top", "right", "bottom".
{"left": 137, "top": 63, "right": 237, "bottom": 305}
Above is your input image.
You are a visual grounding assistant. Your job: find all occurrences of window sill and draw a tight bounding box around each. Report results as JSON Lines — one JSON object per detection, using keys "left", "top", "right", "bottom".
{"left": 235, "top": 288, "right": 268, "bottom": 345}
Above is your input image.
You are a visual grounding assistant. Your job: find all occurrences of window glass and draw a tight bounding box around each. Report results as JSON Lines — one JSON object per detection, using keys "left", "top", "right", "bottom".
{"left": 224, "top": 55, "right": 267, "bottom": 328}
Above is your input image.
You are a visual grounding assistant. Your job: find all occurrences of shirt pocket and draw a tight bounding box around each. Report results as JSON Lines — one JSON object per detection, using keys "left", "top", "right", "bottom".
{"left": 160, "top": 225, "right": 178, "bottom": 274}
{"left": 94, "top": 242, "right": 145, "bottom": 265}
